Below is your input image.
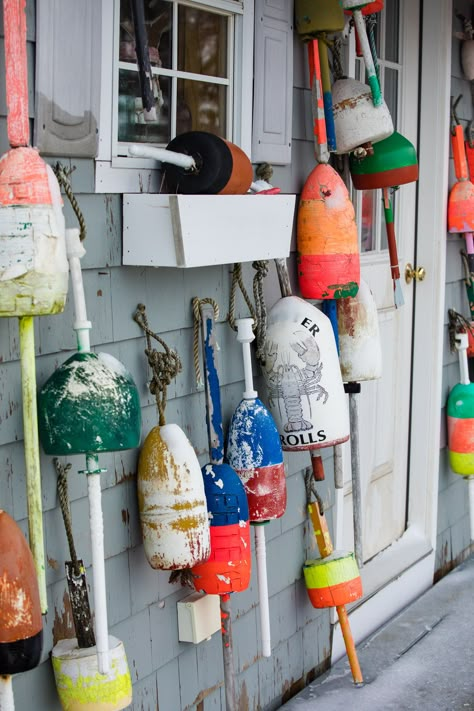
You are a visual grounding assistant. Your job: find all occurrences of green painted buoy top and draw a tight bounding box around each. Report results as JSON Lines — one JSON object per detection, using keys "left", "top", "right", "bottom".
{"left": 38, "top": 351, "right": 141, "bottom": 455}
{"left": 350, "top": 131, "right": 419, "bottom": 189}
{"left": 447, "top": 382, "right": 474, "bottom": 419}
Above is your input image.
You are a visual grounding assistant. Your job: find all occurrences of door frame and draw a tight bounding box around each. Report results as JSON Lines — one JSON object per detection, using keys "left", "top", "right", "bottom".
{"left": 332, "top": 0, "right": 452, "bottom": 659}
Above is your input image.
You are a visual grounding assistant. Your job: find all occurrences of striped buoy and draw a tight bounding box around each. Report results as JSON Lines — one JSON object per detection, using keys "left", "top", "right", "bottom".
{"left": 304, "top": 550, "right": 362, "bottom": 608}
{"left": 297, "top": 163, "right": 360, "bottom": 300}
{"left": 191, "top": 462, "right": 251, "bottom": 595}
{"left": 164, "top": 131, "right": 253, "bottom": 195}
{"left": 137, "top": 424, "right": 210, "bottom": 570}
{"left": 349, "top": 131, "right": 419, "bottom": 190}
{"left": 447, "top": 332, "right": 474, "bottom": 476}
{"left": 262, "top": 296, "right": 350, "bottom": 451}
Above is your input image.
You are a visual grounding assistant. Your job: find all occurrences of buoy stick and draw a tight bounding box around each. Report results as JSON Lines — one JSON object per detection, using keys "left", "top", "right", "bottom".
{"left": 0, "top": 675, "right": 14, "bottom": 711}
{"left": 254, "top": 525, "right": 271, "bottom": 657}
{"left": 235, "top": 319, "right": 272, "bottom": 657}
{"left": 307, "top": 40, "right": 329, "bottom": 163}
{"left": 200, "top": 303, "right": 237, "bottom": 711}
{"left": 352, "top": 11, "right": 382, "bottom": 106}
{"left": 66, "top": 229, "right": 91, "bottom": 353}
{"left": 469, "top": 477, "right": 474, "bottom": 542}
{"left": 4, "top": 0, "right": 29, "bottom": 147}
{"left": 317, "top": 35, "right": 337, "bottom": 152}
{"left": 382, "top": 187, "right": 404, "bottom": 309}
{"left": 454, "top": 332, "right": 474, "bottom": 541}
{"left": 336, "top": 605, "right": 363, "bottom": 683}
{"left": 348, "top": 389, "right": 363, "bottom": 567}
{"left": 19, "top": 316, "right": 47, "bottom": 614}
{"left": 86, "top": 456, "right": 110, "bottom": 675}
{"left": 128, "top": 144, "right": 196, "bottom": 171}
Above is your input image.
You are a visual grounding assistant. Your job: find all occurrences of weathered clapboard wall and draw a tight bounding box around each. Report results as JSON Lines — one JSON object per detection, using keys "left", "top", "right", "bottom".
{"left": 435, "top": 0, "right": 474, "bottom": 581}
{"left": 0, "top": 7, "right": 335, "bottom": 709}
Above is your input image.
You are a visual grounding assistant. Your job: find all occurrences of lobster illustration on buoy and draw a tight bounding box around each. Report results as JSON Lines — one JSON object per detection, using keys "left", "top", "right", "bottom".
{"left": 0, "top": 511, "right": 43, "bottom": 711}
{"left": 38, "top": 228, "right": 138, "bottom": 703}
{"left": 227, "top": 318, "right": 286, "bottom": 657}
{"left": 297, "top": 162, "right": 360, "bottom": 300}
{"left": 0, "top": 0, "right": 69, "bottom": 615}
{"left": 134, "top": 304, "right": 210, "bottom": 571}
{"left": 262, "top": 296, "right": 350, "bottom": 452}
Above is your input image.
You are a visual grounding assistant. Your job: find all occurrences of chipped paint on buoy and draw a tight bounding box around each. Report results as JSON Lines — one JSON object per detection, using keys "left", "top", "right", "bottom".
{"left": 297, "top": 163, "right": 360, "bottom": 300}
{"left": 227, "top": 398, "right": 286, "bottom": 521}
{"left": 191, "top": 463, "right": 251, "bottom": 595}
{"left": 52, "top": 636, "right": 132, "bottom": 711}
{"left": 262, "top": 297, "right": 349, "bottom": 451}
{"left": 304, "top": 550, "right": 362, "bottom": 608}
{"left": 138, "top": 424, "right": 210, "bottom": 570}
{"left": 38, "top": 351, "right": 141, "bottom": 455}
{"left": 0, "top": 510, "right": 43, "bottom": 675}
{"left": 337, "top": 279, "right": 382, "bottom": 383}
{"left": 0, "top": 148, "right": 68, "bottom": 317}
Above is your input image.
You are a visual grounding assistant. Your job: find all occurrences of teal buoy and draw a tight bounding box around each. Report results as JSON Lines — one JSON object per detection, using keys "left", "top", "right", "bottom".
{"left": 38, "top": 351, "right": 141, "bottom": 455}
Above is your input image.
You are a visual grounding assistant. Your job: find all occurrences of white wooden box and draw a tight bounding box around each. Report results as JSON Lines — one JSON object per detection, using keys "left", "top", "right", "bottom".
{"left": 177, "top": 592, "right": 221, "bottom": 644}
{"left": 122, "top": 193, "right": 296, "bottom": 268}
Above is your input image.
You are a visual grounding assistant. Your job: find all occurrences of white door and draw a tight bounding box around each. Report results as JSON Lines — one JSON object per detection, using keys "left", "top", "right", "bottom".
{"left": 341, "top": 0, "right": 420, "bottom": 562}
{"left": 333, "top": 0, "right": 452, "bottom": 658}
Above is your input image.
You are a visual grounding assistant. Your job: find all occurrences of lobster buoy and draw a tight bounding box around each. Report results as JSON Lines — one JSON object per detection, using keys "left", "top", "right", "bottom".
{"left": 262, "top": 296, "right": 350, "bottom": 451}
{"left": 191, "top": 463, "right": 251, "bottom": 595}
{"left": 448, "top": 124, "right": 474, "bottom": 276}
{"left": 0, "top": 510, "right": 43, "bottom": 672}
{"left": 332, "top": 78, "right": 394, "bottom": 155}
{"left": 350, "top": 131, "right": 419, "bottom": 190}
{"left": 0, "top": 147, "right": 68, "bottom": 317}
{"left": 297, "top": 163, "right": 360, "bottom": 300}
{"left": 227, "top": 319, "right": 286, "bottom": 522}
{"left": 137, "top": 424, "right": 210, "bottom": 569}
{"left": 303, "top": 550, "right": 362, "bottom": 608}
{"left": 51, "top": 637, "right": 132, "bottom": 711}
{"left": 164, "top": 131, "right": 253, "bottom": 195}
{"left": 337, "top": 279, "right": 382, "bottom": 383}
{"left": 38, "top": 352, "right": 141, "bottom": 455}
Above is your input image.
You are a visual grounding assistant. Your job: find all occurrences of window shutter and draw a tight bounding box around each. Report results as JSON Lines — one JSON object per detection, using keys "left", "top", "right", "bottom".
{"left": 34, "top": 0, "right": 101, "bottom": 157}
{"left": 252, "top": 0, "right": 294, "bottom": 165}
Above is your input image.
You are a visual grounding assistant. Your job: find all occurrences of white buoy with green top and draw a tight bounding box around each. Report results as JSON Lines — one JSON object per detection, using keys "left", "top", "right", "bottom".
{"left": 38, "top": 228, "right": 138, "bottom": 708}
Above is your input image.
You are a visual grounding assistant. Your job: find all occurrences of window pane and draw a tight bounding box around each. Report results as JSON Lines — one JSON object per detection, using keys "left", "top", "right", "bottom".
{"left": 178, "top": 6, "right": 228, "bottom": 78}
{"left": 120, "top": 0, "right": 172, "bottom": 70}
{"left": 177, "top": 79, "right": 226, "bottom": 135}
{"left": 383, "top": 67, "right": 398, "bottom": 129}
{"left": 384, "top": 0, "right": 399, "bottom": 63}
{"left": 360, "top": 190, "right": 376, "bottom": 253}
{"left": 118, "top": 69, "right": 170, "bottom": 144}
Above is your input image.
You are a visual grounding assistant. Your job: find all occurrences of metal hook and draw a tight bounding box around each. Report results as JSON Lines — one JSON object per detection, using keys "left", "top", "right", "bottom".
{"left": 451, "top": 94, "right": 463, "bottom": 134}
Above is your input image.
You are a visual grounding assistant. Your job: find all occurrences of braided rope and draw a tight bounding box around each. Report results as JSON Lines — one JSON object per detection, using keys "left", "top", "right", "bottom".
{"left": 192, "top": 297, "right": 219, "bottom": 390}
{"left": 52, "top": 162, "right": 87, "bottom": 241}
{"left": 133, "top": 303, "right": 182, "bottom": 426}
{"left": 332, "top": 35, "right": 345, "bottom": 82}
{"left": 228, "top": 263, "right": 258, "bottom": 332}
{"left": 55, "top": 459, "right": 80, "bottom": 575}
{"left": 461, "top": 249, "right": 474, "bottom": 287}
{"left": 252, "top": 260, "right": 269, "bottom": 364}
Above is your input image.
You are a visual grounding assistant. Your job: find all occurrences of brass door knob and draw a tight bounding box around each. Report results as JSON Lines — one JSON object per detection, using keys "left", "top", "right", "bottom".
{"left": 405, "top": 263, "right": 426, "bottom": 284}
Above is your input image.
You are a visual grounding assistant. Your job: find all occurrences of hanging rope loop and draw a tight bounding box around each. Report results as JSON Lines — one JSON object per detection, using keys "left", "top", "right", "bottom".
{"left": 228, "top": 263, "right": 257, "bottom": 332}
{"left": 133, "top": 303, "right": 182, "bottom": 426}
{"left": 192, "top": 297, "right": 219, "bottom": 390}
{"left": 52, "top": 162, "right": 87, "bottom": 241}
{"left": 55, "top": 459, "right": 80, "bottom": 576}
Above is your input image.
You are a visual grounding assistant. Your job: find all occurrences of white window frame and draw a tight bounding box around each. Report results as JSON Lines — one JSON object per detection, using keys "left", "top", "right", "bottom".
{"left": 95, "top": 0, "right": 254, "bottom": 193}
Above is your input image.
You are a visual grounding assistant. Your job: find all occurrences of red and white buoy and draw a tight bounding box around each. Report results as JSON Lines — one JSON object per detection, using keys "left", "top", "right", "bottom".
{"left": 227, "top": 318, "right": 286, "bottom": 657}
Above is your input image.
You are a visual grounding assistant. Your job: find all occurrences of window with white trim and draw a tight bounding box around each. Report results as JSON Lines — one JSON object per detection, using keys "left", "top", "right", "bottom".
{"left": 96, "top": 0, "right": 253, "bottom": 193}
